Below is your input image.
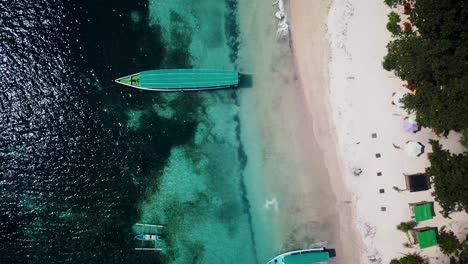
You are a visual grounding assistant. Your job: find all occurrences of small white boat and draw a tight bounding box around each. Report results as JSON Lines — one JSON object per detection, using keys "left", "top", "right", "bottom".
{"left": 134, "top": 223, "right": 164, "bottom": 251}
{"left": 134, "top": 234, "right": 159, "bottom": 241}
{"left": 267, "top": 247, "right": 333, "bottom": 264}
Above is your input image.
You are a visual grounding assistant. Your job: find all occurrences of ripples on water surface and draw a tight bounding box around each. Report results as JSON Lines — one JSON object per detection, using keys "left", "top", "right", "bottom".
{"left": 0, "top": 0, "right": 197, "bottom": 263}
{"left": 0, "top": 0, "right": 258, "bottom": 263}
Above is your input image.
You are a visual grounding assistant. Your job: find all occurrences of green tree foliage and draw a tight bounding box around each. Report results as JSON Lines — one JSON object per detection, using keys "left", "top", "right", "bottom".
{"left": 397, "top": 221, "right": 417, "bottom": 233}
{"left": 461, "top": 128, "right": 468, "bottom": 148}
{"left": 387, "top": 12, "right": 401, "bottom": 35}
{"left": 384, "top": 0, "right": 402, "bottom": 8}
{"left": 383, "top": 54, "right": 397, "bottom": 71}
{"left": 409, "top": 0, "right": 468, "bottom": 42}
{"left": 436, "top": 229, "right": 468, "bottom": 263}
{"left": 384, "top": 35, "right": 432, "bottom": 81}
{"left": 439, "top": 230, "right": 461, "bottom": 255}
{"left": 427, "top": 140, "right": 468, "bottom": 216}
{"left": 389, "top": 253, "right": 428, "bottom": 264}
{"left": 402, "top": 77, "right": 468, "bottom": 130}
{"left": 396, "top": 221, "right": 417, "bottom": 244}
{"left": 457, "top": 243, "right": 468, "bottom": 264}
{"left": 383, "top": 0, "right": 468, "bottom": 131}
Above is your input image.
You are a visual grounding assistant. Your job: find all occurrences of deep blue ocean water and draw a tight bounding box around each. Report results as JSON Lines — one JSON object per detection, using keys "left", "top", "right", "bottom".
{"left": 0, "top": 0, "right": 249, "bottom": 263}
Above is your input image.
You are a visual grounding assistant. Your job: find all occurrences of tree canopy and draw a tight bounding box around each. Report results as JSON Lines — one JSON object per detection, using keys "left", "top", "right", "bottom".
{"left": 438, "top": 230, "right": 461, "bottom": 255}
{"left": 458, "top": 243, "right": 468, "bottom": 264}
{"left": 461, "top": 128, "right": 468, "bottom": 148}
{"left": 409, "top": 0, "right": 468, "bottom": 43}
{"left": 387, "top": 12, "right": 401, "bottom": 35}
{"left": 402, "top": 77, "right": 468, "bottom": 130}
{"left": 383, "top": 0, "right": 468, "bottom": 131}
{"left": 427, "top": 140, "right": 468, "bottom": 216}
{"left": 437, "top": 229, "right": 468, "bottom": 264}
{"left": 384, "top": 0, "right": 403, "bottom": 8}
{"left": 397, "top": 221, "right": 417, "bottom": 233}
{"left": 389, "top": 253, "right": 428, "bottom": 264}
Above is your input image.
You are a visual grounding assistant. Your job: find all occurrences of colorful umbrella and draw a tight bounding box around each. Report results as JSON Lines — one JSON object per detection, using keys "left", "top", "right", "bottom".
{"left": 403, "top": 118, "right": 420, "bottom": 133}
{"left": 392, "top": 91, "right": 406, "bottom": 108}
{"left": 404, "top": 141, "right": 425, "bottom": 157}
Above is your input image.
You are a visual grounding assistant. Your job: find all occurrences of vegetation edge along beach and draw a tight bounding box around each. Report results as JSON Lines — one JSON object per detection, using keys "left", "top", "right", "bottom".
{"left": 383, "top": 0, "right": 467, "bottom": 263}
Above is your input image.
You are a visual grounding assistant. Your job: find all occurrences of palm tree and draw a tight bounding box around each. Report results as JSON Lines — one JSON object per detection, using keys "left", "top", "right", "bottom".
{"left": 396, "top": 221, "right": 417, "bottom": 245}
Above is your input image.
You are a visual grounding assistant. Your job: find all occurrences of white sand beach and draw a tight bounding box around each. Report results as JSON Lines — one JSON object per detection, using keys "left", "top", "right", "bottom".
{"left": 321, "top": 0, "right": 468, "bottom": 263}
{"left": 288, "top": 0, "right": 363, "bottom": 262}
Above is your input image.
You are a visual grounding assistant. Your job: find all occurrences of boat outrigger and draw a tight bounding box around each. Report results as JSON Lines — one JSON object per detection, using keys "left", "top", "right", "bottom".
{"left": 115, "top": 69, "right": 240, "bottom": 91}
{"left": 134, "top": 223, "right": 164, "bottom": 251}
{"left": 267, "top": 247, "right": 334, "bottom": 264}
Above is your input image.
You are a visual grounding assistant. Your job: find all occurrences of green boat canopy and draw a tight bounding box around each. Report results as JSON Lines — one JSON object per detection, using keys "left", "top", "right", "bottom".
{"left": 418, "top": 229, "right": 438, "bottom": 249}
{"left": 414, "top": 203, "right": 434, "bottom": 222}
{"left": 140, "top": 69, "right": 238, "bottom": 89}
{"left": 284, "top": 251, "right": 330, "bottom": 264}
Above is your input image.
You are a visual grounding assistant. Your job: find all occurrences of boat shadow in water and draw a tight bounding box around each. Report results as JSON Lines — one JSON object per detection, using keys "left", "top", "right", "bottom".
{"left": 238, "top": 73, "right": 253, "bottom": 89}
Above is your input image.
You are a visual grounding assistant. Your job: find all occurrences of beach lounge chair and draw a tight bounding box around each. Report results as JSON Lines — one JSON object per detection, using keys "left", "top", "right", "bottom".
{"left": 410, "top": 227, "right": 438, "bottom": 249}
{"left": 409, "top": 202, "right": 435, "bottom": 222}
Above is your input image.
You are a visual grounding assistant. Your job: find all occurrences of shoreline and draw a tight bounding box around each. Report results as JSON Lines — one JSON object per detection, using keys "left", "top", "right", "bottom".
{"left": 236, "top": 0, "right": 362, "bottom": 261}
{"left": 288, "top": 0, "right": 363, "bottom": 262}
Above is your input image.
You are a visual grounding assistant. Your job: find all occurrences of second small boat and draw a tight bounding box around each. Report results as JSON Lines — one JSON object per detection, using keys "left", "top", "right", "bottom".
{"left": 267, "top": 247, "right": 334, "bottom": 264}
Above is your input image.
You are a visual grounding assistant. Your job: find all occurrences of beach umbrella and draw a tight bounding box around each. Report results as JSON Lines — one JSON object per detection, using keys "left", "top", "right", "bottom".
{"left": 392, "top": 91, "right": 406, "bottom": 108}
{"left": 404, "top": 141, "right": 425, "bottom": 157}
{"left": 403, "top": 118, "right": 420, "bottom": 133}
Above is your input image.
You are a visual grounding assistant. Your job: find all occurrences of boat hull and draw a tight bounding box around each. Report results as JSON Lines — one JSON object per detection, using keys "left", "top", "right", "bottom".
{"left": 115, "top": 69, "right": 240, "bottom": 92}
{"left": 267, "top": 248, "right": 331, "bottom": 264}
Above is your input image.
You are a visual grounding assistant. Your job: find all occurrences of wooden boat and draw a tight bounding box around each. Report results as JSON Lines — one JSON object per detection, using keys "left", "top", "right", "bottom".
{"left": 134, "top": 234, "right": 159, "bottom": 241}
{"left": 267, "top": 248, "right": 333, "bottom": 264}
{"left": 115, "top": 69, "right": 240, "bottom": 91}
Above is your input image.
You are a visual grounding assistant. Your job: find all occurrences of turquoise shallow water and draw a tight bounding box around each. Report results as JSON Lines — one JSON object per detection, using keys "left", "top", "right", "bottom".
{"left": 0, "top": 0, "right": 276, "bottom": 262}
{"left": 136, "top": 0, "right": 271, "bottom": 263}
